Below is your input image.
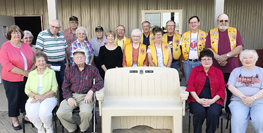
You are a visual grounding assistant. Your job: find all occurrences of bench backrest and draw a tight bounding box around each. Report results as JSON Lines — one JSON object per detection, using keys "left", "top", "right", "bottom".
{"left": 104, "top": 67, "right": 180, "bottom": 101}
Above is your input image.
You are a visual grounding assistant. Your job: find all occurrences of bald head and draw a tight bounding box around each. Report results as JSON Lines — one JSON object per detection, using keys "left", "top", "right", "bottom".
{"left": 217, "top": 14, "right": 229, "bottom": 31}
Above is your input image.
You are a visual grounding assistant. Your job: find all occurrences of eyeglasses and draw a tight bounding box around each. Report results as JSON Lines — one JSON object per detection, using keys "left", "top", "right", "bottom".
{"left": 132, "top": 35, "right": 140, "bottom": 38}
{"left": 117, "top": 29, "right": 125, "bottom": 31}
{"left": 51, "top": 25, "right": 60, "bottom": 30}
{"left": 77, "top": 33, "right": 86, "bottom": 36}
{"left": 190, "top": 22, "right": 198, "bottom": 25}
{"left": 74, "top": 56, "right": 85, "bottom": 59}
{"left": 219, "top": 20, "right": 228, "bottom": 23}
{"left": 166, "top": 25, "right": 175, "bottom": 27}
{"left": 155, "top": 34, "right": 162, "bottom": 36}
{"left": 201, "top": 58, "right": 212, "bottom": 62}
{"left": 24, "top": 37, "right": 33, "bottom": 39}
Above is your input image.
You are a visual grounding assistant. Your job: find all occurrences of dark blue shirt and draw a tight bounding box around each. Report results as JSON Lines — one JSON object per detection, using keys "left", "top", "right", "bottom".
{"left": 143, "top": 34, "right": 150, "bottom": 48}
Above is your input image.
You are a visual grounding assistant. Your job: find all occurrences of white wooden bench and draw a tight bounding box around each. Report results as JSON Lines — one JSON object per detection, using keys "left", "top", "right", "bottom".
{"left": 96, "top": 67, "right": 189, "bottom": 133}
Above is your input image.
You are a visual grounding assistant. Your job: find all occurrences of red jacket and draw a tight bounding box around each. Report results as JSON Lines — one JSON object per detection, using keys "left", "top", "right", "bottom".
{"left": 186, "top": 65, "right": 226, "bottom": 107}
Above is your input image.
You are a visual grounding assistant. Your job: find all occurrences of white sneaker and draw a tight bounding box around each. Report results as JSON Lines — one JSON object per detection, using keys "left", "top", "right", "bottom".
{"left": 37, "top": 126, "right": 45, "bottom": 133}
{"left": 46, "top": 126, "right": 54, "bottom": 133}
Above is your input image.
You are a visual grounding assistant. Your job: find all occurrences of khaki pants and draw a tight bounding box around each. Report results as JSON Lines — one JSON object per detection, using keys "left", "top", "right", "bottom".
{"left": 56, "top": 93, "right": 94, "bottom": 132}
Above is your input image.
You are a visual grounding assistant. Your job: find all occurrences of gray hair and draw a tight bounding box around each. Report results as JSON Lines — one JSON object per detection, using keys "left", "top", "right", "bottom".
{"left": 142, "top": 21, "right": 151, "bottom": 26}
{"left": 76, "top": 27, "right": 88, "bottom": 37}
{"left": 217, "top": 13, "right": 229, "bottom": 20}
{"left": 49, "top": 19, "right": 61, "bottom": 27}
{"left": 166, "top": 20, "right": 176, "bottom": 25}
{"left": 131, "top": 29, "right": 142, "bottom": 37}
{"left": 116, "top": 25, "right": 125, "bottom": 31}
{"left": 23, "top": 30, "right": 34, "bottom": 39}
{"left": 239, "top": 49, "right": 258, "bottom": 61}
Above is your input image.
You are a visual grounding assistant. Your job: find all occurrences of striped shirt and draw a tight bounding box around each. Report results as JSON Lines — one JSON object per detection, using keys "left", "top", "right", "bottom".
{"left": 36, "top": 29, "right": 68, "bottom": 62}
{"left": 70, "top": 39, "right": 93, "bottom": 66}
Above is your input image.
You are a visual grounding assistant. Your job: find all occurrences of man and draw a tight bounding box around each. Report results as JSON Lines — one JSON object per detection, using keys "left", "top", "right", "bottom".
{"left": 205, "top": 13, "right": 243, "bottom": 114}
{"left": 36, "top": 19, "right": 69, "bottom": 102}
{"left": 180, "top": 16, "right": 206, "bottom": 87}
{"left": 57, "top": 48, "right": 103, "bottom": 133}
{"left": 140, "top": 21, "right": 154, "bottom": 48}
{"left": 162, "top": 20, "right": 181, "bottom": 70}
{"left": 115, "top": 25, "right": 131, "bottom": 50}
{"left": 90, "top": 26, "right": 107, "bottom": 74}
{"left": 61, "top": 16, "right": 79, "bottom": 59}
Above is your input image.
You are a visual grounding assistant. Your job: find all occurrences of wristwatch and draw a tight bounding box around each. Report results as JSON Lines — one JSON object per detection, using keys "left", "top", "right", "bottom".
{"left": 226, "top": 53, "right": 230, "bottom": 58}
{"left": 254, "top": 96, "right": 257, "bottom": 100}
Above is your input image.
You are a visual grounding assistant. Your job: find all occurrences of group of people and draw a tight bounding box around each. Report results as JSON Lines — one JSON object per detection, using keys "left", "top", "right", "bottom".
{"left": 0, "top": 13, "right": 262, "bottom": 133}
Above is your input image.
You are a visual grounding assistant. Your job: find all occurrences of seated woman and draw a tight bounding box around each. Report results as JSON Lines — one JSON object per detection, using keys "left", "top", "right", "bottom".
{"left": 186, "top": 49, "right": 225, "bottom": 133}
{"left": 70, "top": 27, "right": 94, "bottom": 66}
{"left": 25, "top": 52, "right": 58, "bottom": 133}
{"left": 228, "top": 49, "right": 263, "bottom": 133}
{"left": 147, "top": 27, "right": 172, "bottom": 67}
{"left": 123, "top": 29, "right": 148, "bottom": 67}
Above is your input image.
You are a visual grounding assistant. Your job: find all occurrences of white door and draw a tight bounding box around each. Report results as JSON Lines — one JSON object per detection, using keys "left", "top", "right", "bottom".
{"left": 0, "top": 15, "right": 15, "bottom": 83}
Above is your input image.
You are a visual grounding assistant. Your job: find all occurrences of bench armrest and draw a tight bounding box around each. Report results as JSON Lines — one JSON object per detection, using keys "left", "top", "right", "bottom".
{"left": 180, "top": 86, "right": 189, "bottom": 116}
{"left": 96, "top": 88, "right": 104, "bottom": 116}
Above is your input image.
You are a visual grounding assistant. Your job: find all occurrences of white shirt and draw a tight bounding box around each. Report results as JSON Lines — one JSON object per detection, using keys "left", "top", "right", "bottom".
{"left": 38, "top": 75, "right": 43, "bottom": 95}
{"left": 180, "top": 32, "right": 199, "bottom": 60}
{"left": 147, "top": 45, "right": 170, "bottom": 67}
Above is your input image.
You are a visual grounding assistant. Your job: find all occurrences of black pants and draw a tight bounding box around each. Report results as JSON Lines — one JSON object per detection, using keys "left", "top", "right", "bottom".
{"left": 3, "top": 77, "right": 28, "bottom": 117}
{"left": 190, "top": 102, "right": 222, "bottom": 133}
{"left": 223, "top": 73, "right": 231, "bottom": 114}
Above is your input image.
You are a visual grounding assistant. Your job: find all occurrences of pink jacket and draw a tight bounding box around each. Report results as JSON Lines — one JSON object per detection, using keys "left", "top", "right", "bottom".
{"left": 0, "top": 41, "right": 34, "bottom": 81}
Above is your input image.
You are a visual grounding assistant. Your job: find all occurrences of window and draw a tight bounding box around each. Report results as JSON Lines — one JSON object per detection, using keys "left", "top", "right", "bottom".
{"left": 142, "top": 10, "right": 182, "bottom": 34}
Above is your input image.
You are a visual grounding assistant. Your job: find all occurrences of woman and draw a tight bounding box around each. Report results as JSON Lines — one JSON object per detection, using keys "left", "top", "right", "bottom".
{"left": 70, "top": 27, "right": 94, "bottom": 66}
{"left": 0, "top": 25, "right": 35, "bottom": 130}
{"left": 147, "top": 27, "right": 172, "bottom": 67}
{"left": 25, "top": 52, "right": 58, "bottom": 133}
{"left": 123, "top": 29, "right": 148, "bottom": 67}
{"left": 98, "top": 30, "right": 122, "bottom": 78}
{"left": 186, "top": 49, "right": 225, "bottom": 133}
{"left": 23, "top": 30, "right": 36, "bottom": 52}
{"left": 228, "top": 49, "right": 263, "bottom": 133}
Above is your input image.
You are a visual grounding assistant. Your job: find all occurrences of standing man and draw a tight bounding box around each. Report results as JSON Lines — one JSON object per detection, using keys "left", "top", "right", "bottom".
{"left": 90, "top": 26, "right": 107, "bottom": 74}
{"left": 115, "top": 25, "right": 131, "bottom": 50}
{"left": 181, "top": 16, "right": 206, "bottom": 87}
{"left": 205, "top": 13, "right": 243, "bottom": 114}
{"left": 162, "top": 20, "right": 181, "bottom": 70}
{"left": 61, "top": 16, "right": 79, "bottom": 60}
{"left": 140, "top": 21, "right": 154, "bottom": 48}
{"left": 36, "top": 19, "right": 69, "bottom": 102}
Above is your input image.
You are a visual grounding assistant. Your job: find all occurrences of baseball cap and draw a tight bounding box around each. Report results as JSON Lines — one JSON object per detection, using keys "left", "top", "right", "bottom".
{"left": 69, "top": 16, "right": 78, "bottom": 21}
{"left": 95, "top": 26, "right": 104, "bottom": 32}
{"left": 73, "top": 48, "right": 85, "bottom": 55}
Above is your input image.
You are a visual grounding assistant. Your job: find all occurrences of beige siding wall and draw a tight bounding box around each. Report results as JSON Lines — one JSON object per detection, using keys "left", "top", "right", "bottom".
{"left": 224, "top": 0, "right": 263, "bottom": 49}
{"left": 0, "top": 0, "right": 214, "bottom": 40}
{"left": 0, "top": 0, "right": 49, "bottom": 30}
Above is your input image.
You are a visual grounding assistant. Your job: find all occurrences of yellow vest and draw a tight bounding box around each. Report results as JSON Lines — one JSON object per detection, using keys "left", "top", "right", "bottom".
{"left": 210, "top": 27, "right": 237, "bottom": 57}
{"left": 162, "top": 33, "right": 181, "bottom": 60}
{"left": 181, "top": 30, "right": 206, "bottom": 60}
{"left": 115, "top": 37, "right": 131, "bottom": 50}
{"left": 148, "top": 42, "right": 169, "bottom": 67}
{"left": 125, "top": 43, "right": 147, "bottom": 67}
{"left": 140, "top": 32, "right": 154, "bottom": 44}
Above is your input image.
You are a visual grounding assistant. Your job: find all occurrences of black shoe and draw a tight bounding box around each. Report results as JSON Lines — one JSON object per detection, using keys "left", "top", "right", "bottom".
{"left": 12, "top": 123, "right": 22, "bottom": 130}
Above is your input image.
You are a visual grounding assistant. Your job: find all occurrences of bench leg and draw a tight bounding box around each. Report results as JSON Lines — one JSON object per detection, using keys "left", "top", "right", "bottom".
{"left": 173, "top": 116, "right": 182, "bottom": 133}
{"left": 102, "top": 115, "right": 111, "bottom": 133}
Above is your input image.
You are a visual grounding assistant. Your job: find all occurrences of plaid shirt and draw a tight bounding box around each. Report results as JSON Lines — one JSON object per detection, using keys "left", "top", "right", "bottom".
{"left": 62, "top": 64, "right": 103, "bottom": 100}
{"left": 70, "top": 40, "right": 93, "bottom": 66}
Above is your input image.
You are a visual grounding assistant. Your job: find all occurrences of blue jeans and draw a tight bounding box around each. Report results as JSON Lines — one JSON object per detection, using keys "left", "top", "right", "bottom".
{"left": 47, "top": 60, "right": 66, "bottom": 102}
{"left": 170, "top": 60, "right": 180, "bottom": 71}
{"left": 229, "top": 99, "right": 263, "bottom": 133}
{"left": 183, "top": 60, "right": 201, "bottom": 87}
